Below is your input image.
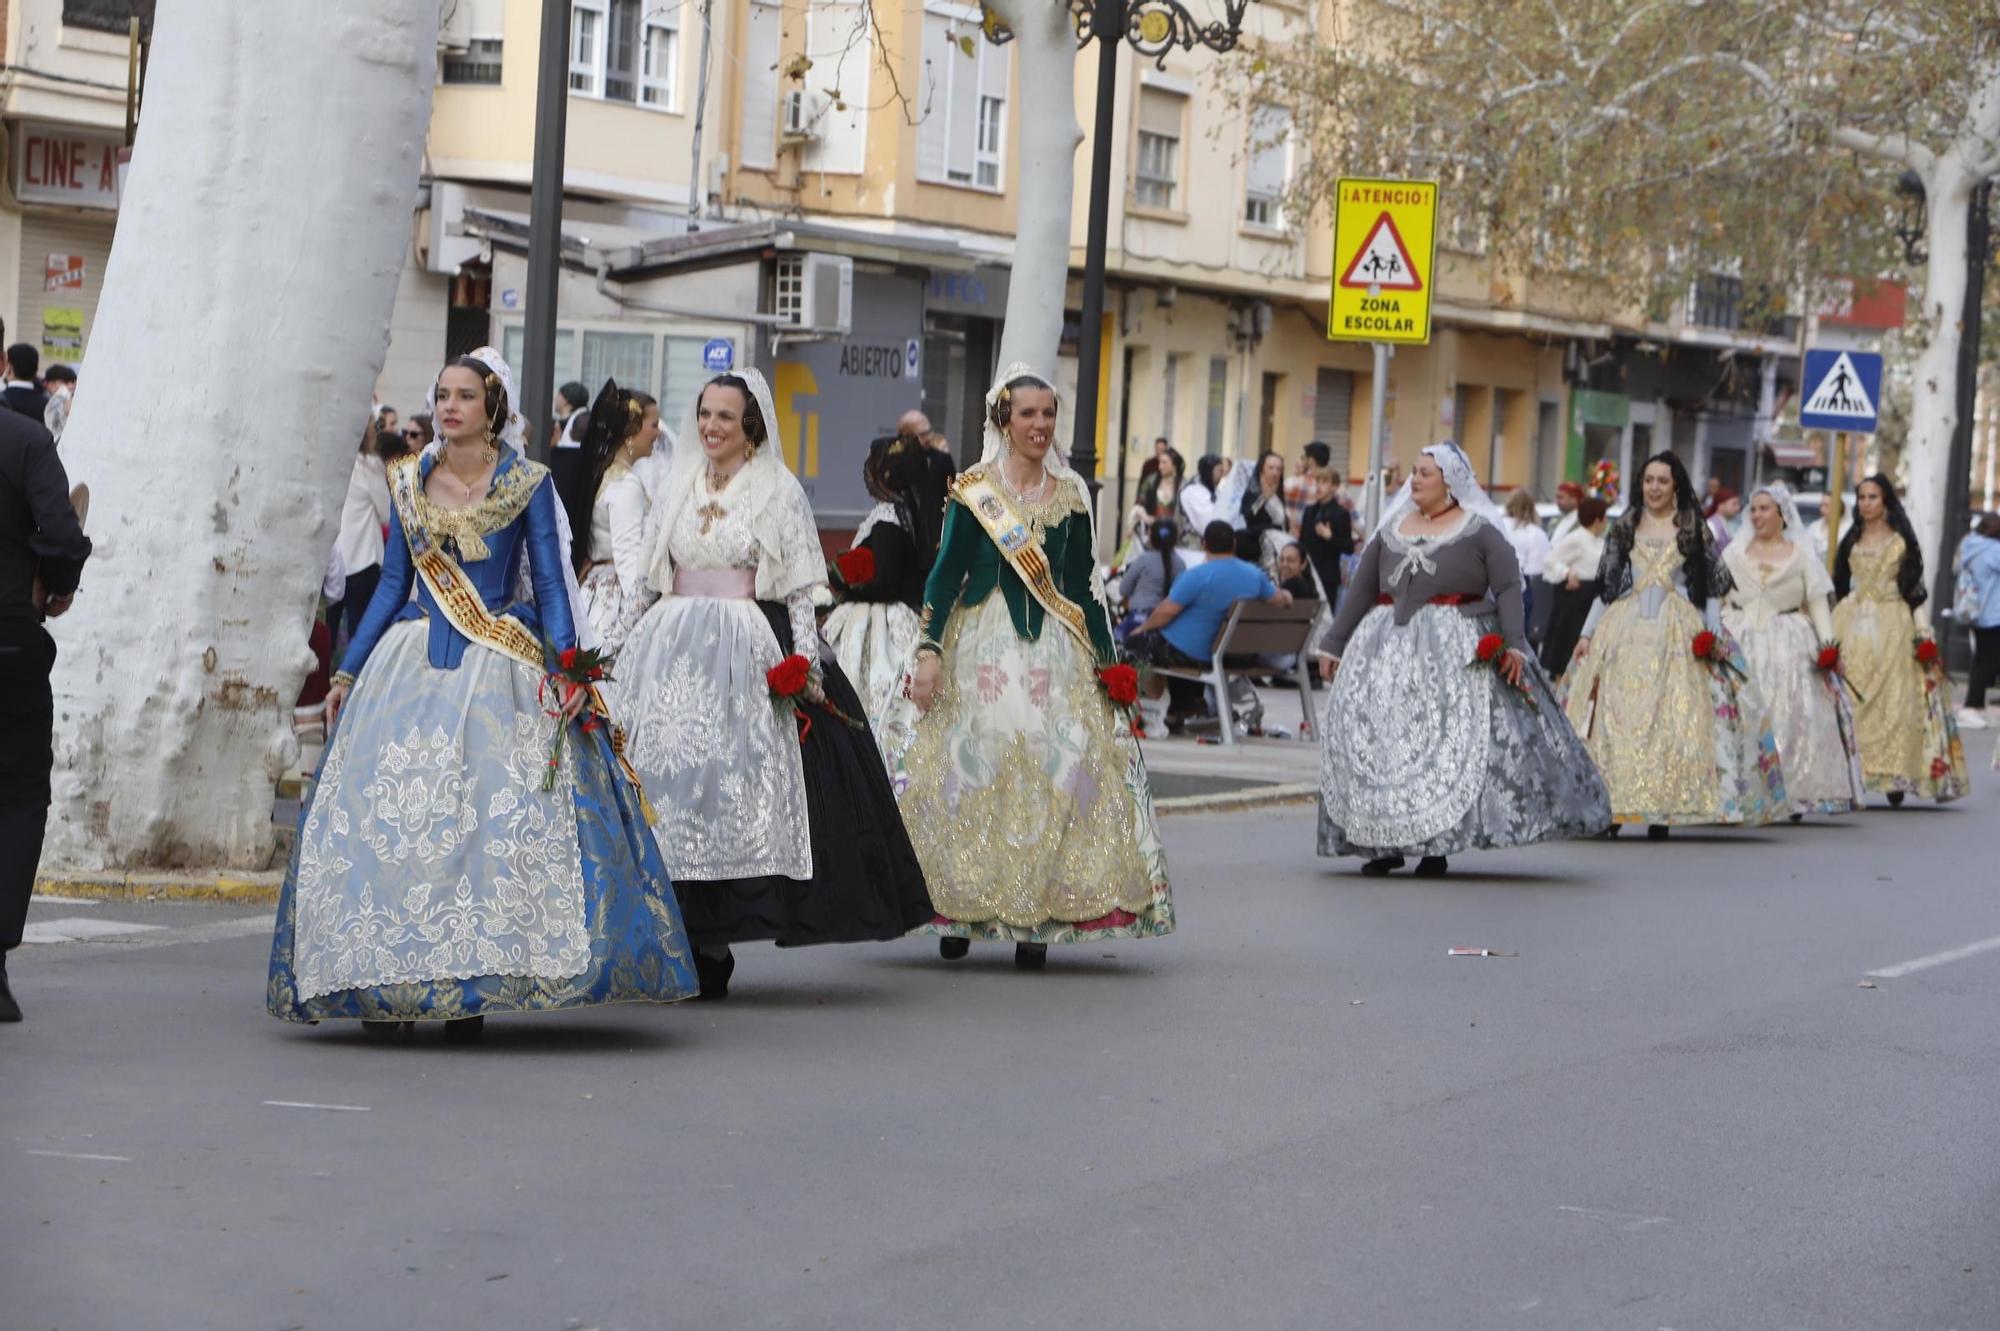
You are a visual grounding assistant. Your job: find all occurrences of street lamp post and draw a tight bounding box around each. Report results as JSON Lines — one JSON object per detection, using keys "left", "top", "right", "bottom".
{"left": 1057, "top": 0, "right": 1255, "bottom": 490}
{"left": 520, "top": 0, "right": 574, "bottom": 459}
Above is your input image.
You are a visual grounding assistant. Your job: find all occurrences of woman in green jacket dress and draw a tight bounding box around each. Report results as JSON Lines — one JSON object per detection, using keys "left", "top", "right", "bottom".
{"left": 890, "top": 365, "right": 1173, "bottom": 969}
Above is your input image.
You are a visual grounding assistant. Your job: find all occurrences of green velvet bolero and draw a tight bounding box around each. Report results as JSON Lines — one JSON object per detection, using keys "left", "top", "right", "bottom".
{"left": 919, "top": 467, "right": 1117, "bottom": 666}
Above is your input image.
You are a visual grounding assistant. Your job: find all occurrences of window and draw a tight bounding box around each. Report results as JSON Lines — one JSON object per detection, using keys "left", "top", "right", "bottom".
{"left": 975, "top": 95, "right": 1003, "bottom": 189}
{"left": 500, "top": 326, "right": 578, "bottom": 384}
{"left": 582, "top": 331, "right": 654, "bottom": 394}
{"left": 1135, "top": 87, "right": 1185, "bottom": 210}
{"left": 443, "top": 36, "right": 504, "bottom": 85}
{"left": 1688, "top": 272, "right": 1744, "bottom": 330}
{"left": 918, "top": 7, "right": 1011, "bottom": 191}
{"left": 774, "top": 257, "right": 807, "bottom": 324}
{"left": 571, "top": 0, "right": 678, "bottom": 110}
{"left": 1243, "top": 105, "right": 1290, "bottom": 228}
{"left": 661, "top": 336, "right": 722, "bottom": 432}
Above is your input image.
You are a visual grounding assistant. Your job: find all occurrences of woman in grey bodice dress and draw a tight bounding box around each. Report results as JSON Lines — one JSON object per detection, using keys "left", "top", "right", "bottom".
{"left": 1314, "top": 443, "right": 1610, "bottom": 877}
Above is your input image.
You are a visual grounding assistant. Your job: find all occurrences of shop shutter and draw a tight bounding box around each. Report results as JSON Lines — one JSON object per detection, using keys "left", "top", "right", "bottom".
{"left": 1313, "top": 367, "right": 1353, "bottom": 473}
{"left": 18, "top": 214, "right": 117, "bottom": 371}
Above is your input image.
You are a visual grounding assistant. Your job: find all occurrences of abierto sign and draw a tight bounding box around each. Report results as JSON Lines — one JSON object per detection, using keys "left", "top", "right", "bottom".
{"left": 13, "top": 123, "right": 122, "bottom": 211}
{"left": 1327, "top": 177, "right": 1438, "bottom": 346}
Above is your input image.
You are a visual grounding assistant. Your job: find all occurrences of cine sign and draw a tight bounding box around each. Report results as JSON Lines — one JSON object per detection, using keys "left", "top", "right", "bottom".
{"left": 12, "top": 123, "right": 121, "bottom": 211}
{"left": 1326, "top": 177, "right": 1438, "bottom": 346}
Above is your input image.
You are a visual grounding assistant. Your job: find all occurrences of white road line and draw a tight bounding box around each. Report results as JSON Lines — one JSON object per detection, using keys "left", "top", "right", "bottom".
{"left": 25, "top": 1149, "right": 133, "bottom": 1162}
{"left": 28, "top": 894, "right": 101, "bottom": 906}
{"left": 1866, "top": 933, "right": 2000, "bottom": 980}
{"left": 262, "top": 1101, "right": 372, "bottom": 1113}
{"left": 21, "top": 916, "right": 269, "bottom": 956}
{"left": 21, "top": 917, "right": 163, "bottom": 944}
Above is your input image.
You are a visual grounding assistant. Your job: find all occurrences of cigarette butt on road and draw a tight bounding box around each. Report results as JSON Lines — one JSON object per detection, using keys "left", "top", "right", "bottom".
{"left": 1446, "top": 947, "right": 1517, "bottom": 958}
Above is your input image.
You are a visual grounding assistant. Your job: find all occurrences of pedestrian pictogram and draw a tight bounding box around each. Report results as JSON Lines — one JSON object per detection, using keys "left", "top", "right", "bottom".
{"left": 1799, "top": 348, "right": 1883, "bottom": 433}
{"left": 1340, "top": 214, "right": 1423, "bottom": 291}
{"left": 1327, "top": 177, "right": 1437, "bottom": 346}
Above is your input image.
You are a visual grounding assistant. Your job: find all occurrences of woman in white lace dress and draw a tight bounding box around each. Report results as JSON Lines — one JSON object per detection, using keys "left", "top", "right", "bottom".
{"left": 572, "top": 381, "right": 660, "bottom": 702}
{"left": 616, "top": 371, "right": 931, "bottom": 997}
{"left": 1719, "top": 484, "right": 1865, "bottom": 818}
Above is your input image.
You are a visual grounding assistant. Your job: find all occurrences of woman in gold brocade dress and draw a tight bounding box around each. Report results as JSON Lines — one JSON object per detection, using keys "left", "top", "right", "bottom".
{"left": 890, "top": 366, "right": 1172, "bottom": 972}
{"left": 1829, "top": 474, "right": 1969, "bottom": 805}
{"left": 1564, "top": 452, "right": 1787, "bottom": 836}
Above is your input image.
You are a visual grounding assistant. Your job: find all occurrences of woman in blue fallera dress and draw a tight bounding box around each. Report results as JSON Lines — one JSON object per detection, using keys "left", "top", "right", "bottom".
{"left": 268, "top": 350, "right": 699, "bottom": 1039}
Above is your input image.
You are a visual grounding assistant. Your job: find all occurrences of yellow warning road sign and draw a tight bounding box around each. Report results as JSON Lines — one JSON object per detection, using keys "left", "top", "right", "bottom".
{"left": 1327, "top": 177, "right": 1438, "bottom": 346}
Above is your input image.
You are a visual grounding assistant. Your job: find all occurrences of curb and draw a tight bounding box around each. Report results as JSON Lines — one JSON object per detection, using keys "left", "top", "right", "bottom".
{"left": 34, "top": 871, "right": 284, "bottom": 906}
{"left": 1154, "top": 781, "right": 1318, "bottom": 815}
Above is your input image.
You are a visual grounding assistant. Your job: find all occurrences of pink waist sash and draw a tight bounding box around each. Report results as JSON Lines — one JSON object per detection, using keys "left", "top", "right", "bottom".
{"left": 673, "top": 567, "right": 758, "bottom": 599}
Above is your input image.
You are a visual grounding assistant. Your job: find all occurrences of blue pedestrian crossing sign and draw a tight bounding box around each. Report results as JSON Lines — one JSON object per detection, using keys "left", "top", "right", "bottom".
{"left": 1799, "top": 348, "right": 1882, "bottom": 433}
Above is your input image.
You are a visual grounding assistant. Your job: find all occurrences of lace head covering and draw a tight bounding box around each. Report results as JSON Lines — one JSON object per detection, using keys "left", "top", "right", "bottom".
{"left": 1734, "top": 480, "right": 1833, "bottom": 599}
{"left": 420, "top": 347, "right": 597, "bottom": 650}
{"left": 1373, "top": 440, "right": 1506, "bottom": 538}
{"left": 978, "top": 363, "right": 1109, "bottom": 607}
{"left": 644, "top": 368, "right": 824, "bottom": 601}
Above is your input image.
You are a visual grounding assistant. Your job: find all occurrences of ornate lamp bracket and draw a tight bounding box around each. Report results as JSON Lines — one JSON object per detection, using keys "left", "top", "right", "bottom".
{"left": 984, "top": 0, "right": 1252, "bottom": 67}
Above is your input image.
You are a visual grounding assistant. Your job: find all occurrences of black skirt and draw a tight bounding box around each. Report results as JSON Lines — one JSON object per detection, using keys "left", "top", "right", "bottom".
{"left": 675, "top": 601, "right": 933, "bottom": 947}
{"left": 1540, "top": 579, "right": 1599, "bottom": 680}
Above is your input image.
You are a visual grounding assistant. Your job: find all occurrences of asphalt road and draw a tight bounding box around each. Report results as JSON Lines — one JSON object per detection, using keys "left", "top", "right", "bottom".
{"left": 9, "top": 732, "right": 2000, "bottom": 1331}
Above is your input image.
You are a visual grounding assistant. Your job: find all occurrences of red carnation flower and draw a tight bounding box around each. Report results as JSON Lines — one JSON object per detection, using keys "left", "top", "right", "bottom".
{"left": 767, "top": 654, "right": 812, "bottom": 699}
{"left": 835, "top": 548, "right": 876, "bottom": 587}
{"left": 1692, "top": 630, "right": 1718, "bottom": 660}
{"left": 1816, "top": 644, "right": 1840, "bottom": 671}
{"left": 559, "top": 646, "right": 579, "bottom": 671}
{"left": 1098, "top": 663, "right": 1139, "bottom": 707}
{"left": 1474, "top": 632, "right": 1504, "bottom": 663}
{"left": 1915, "top": 639, "right": 1940, "bottom": 665}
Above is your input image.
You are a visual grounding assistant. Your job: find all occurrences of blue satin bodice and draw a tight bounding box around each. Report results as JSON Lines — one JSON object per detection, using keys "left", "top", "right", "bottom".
{"left": 339, "top": 450, "right": 577, "bottom": 676}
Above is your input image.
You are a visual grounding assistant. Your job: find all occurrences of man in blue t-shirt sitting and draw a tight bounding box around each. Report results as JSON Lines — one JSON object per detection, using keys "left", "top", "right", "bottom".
{"left": 1126, "top": 520, "right": 1291, "bottom": 736}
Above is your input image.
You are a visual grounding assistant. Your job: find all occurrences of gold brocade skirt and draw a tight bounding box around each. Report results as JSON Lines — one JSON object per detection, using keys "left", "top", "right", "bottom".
{"left": 1562, "top": 592, "right": 1786, "bottom": 826}
{"left": 884, "top": 596, "right": 1173, "bottom": 944}
{"left": 1830, "top": 598, "right": 1969, "bottom": 800}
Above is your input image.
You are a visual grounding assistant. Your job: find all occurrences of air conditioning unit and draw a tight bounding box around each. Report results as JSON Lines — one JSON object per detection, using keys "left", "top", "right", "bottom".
{"left": 782, "top": 89, "right": 826, "bottom": 141}
{"left": 437, "top": 0, "right": 472, "bottom": 52}
{"left": 774, "top": 253, "right": 853, "bottom": 334}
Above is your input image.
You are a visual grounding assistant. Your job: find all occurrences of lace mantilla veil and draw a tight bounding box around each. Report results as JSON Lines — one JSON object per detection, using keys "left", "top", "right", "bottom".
{"left": 422, "top": 345, "right": 598, "bottom": 651}
{"left": 1734, "top": 480, "right": 1834, "bottom": 598}
{"left": 643, "top": 367, "right": 825, "bottom": 602}
{"left": 1373, "top": 440, "right": 1508, "bottom": 539}
{"left": 979, "top": 363, "right": 1112, "bottom": 611}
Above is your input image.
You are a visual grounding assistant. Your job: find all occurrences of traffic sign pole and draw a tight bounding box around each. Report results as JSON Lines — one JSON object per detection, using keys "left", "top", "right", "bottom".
{"left": 1824, "top": 431, "right": 1846, "bottom": 575}
{"left": 1363, "top": 342, "right": 1391, "bottom": 533}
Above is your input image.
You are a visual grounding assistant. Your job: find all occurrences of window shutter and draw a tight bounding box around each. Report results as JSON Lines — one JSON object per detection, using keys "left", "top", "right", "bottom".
{"left": 917, "top": 12, "right": 952, "bottom": 181}
{"left": 1138, "top": 87, "right": 1183, "bottom": 138}
{"left": 945, "top": 30, "right": 979, "bottom": 177}
{"left": 740, "top": 0, "right": 782, "bottom": 169}
{"left": 468, "top": 0, "right": 505, "bottom": 36}
{"left": 1246, "top": 105, "right": 1288, "bottom": 200}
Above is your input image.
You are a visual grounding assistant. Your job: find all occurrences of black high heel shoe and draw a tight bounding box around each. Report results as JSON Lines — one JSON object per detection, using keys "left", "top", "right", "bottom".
{"left": 1361, "top": 856, "right": 1406, "bottom": 876}
{"left": 1888, "top": 791, "right": 1906, "bottom": 808}
{"left": 1413, "top": 856, "right": 1449, "bottom": 877}
{"left": 939, "top": 937, "right": 970, "bottom": 961}
{"left": 1647, "top": 824, "right": 1670, "bottom": 841}
{"left": 443, "top": 1016, "right": 485, "bottom": 1044}
{"left": 694, "top": 946, "right": 735, "bottom": 1000}
{"left": 1014, "top": 943, "right": 1047, "bottom": 972}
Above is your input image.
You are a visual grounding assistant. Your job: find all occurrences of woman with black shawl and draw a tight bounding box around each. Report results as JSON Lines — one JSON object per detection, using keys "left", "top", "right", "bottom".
{"left": 1562, "top": 451, "right": 1787, "bottom": 835}
{"left": 1830, "top": 474, "right": 1969, "bottom": 803}
{"left": 823, "top": 433, "right": 946, "bottom": 744}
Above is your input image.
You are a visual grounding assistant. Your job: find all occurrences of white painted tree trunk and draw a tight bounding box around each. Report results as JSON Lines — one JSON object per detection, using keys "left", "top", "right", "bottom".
{"left": 1841, "top": 57, "right": 2000, "bottom": 579}
{"left": 988, "top": 0, "right": 1082, "bottom": 373}
{"left": 43, "top": 0, "right": 439, "bottom": 872}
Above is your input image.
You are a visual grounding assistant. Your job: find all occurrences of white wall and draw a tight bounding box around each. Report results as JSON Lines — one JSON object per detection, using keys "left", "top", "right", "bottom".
{"left": 376, "top": 253, "right": 452, "bottom": 426}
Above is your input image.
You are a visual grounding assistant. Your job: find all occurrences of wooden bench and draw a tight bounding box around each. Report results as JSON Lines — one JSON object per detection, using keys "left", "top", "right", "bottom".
{"left": 1147, "top": 597, "right": 1325, "bottom": 745}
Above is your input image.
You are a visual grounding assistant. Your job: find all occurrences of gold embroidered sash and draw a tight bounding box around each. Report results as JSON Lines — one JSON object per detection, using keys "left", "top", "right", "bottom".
{"left": 951, "top": 470, "right": 1099, "bottom": 662}
{"left": 387, "top": 457, "right": 655, "bottom": 821}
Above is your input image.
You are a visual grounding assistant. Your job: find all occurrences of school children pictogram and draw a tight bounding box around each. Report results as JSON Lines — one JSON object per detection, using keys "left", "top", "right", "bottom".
{"left": 1339, "top": 213, "right": 1424, "bottom": 291}
{"left": 1326, "top": 178, "right": 1438, "bottom": 346}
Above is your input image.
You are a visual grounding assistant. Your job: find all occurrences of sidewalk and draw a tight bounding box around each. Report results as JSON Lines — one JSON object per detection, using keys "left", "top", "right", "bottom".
{"left": 1142, "top": 682, "right": 1323, "bottom": 810}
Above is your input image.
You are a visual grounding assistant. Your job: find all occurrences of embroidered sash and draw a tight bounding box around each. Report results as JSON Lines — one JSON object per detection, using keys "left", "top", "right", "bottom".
{"left": 951, "top": 470, "right": 1099, "bottom": 662}
{"left": 388, "top": 458, "right": 655, "bottom": 820}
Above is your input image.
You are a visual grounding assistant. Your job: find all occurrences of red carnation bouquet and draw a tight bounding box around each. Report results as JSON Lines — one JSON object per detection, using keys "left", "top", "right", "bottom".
{"left": 1466, "top": 632, "right": 1530, "bottom": 694}
{"left": 1691, "top": 629, "right": 1746, "bottom": 681}
{"left": 1099, "top": 663, "right": 1139, "bottom": 706}
{"left": 539, "top": 644, "right": 613, "bottom": 790}
{"left": 768, "top": 653, "right": 863, "bottom": 742}
{"left": 1914, "top": 636, "right": 1940, "bottom": 666}
{"left": 1814, "top": 639, "right": 1864, "bottom": 703}
{"left": 829, "top": 547, "right": 876, "bottom": 593}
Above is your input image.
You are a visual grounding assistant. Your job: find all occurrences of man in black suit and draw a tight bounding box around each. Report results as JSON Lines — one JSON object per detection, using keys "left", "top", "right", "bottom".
{"left": 2, "top": 344, "right": 48, "bottom": 423}
{"left": 0, "top": 406, "right": 90, "bottom": 1022}
{"left": 548, "top": 381, "right": 593, "bottom": 572}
